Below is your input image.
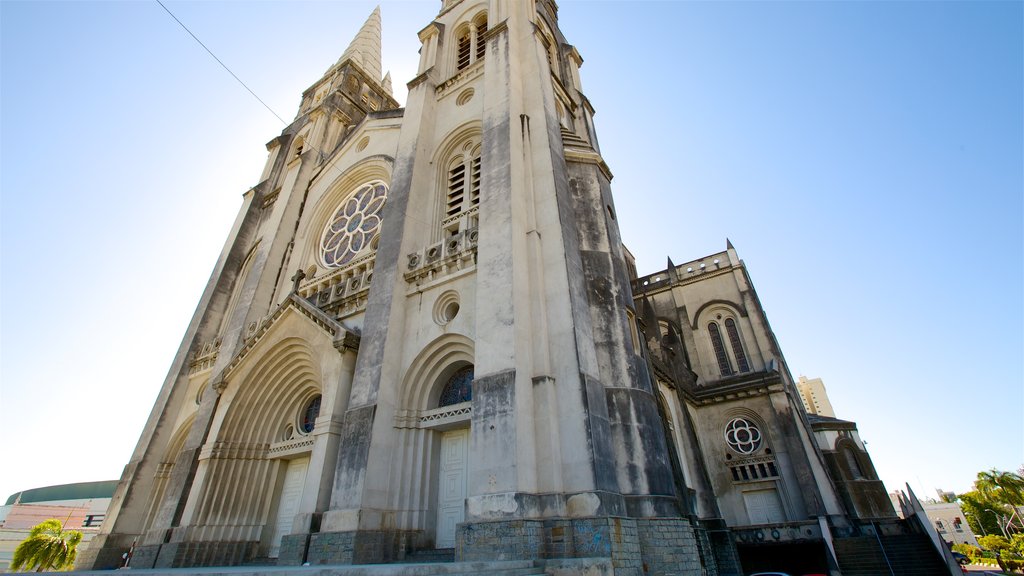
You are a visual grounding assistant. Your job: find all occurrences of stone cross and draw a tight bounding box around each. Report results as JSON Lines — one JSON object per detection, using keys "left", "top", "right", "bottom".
{"left": 290, "top": 268, "right": 306, "bottom": 293}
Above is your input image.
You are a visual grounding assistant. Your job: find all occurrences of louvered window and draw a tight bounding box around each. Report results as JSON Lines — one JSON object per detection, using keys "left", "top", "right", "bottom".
{"left": 475, "top": 22, "right": 487, "bottom": 60}
{"left": 709, "top": 322, "right": 732, "bottom": 376}
{"left": 447, "top": 163, "right": 466, "bottom": 217}
{"left": 725, "top": 318, "right": 750, "bottom": 373}
{"left": 469, "top": 156, "right": 481, "bottom": 207}
{"left": 457, "top": 34, "right": 472, "bottom": 70}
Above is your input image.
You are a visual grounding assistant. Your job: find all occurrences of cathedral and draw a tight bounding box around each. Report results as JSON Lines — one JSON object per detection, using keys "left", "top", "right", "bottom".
{"left": 80, "top": 2, "right": 947, "bottom": 575}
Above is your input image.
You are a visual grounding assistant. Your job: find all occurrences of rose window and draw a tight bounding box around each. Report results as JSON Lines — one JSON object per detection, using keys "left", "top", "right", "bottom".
{"left": 724, "top": 417, "right": 762, "bottom": 455}
{"left": 320, "top": 181, "right": 387, "bottom": 268}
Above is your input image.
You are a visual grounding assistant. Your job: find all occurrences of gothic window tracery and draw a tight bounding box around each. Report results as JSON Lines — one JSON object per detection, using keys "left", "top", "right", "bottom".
{"left": 723, "top": 416, "right": 779, "bottom": 482}
{"left": 725, "top": 417, "right": 762, "bottom": 455}
{"left": 320, "top": 180, "right": 388, "bottom": 268}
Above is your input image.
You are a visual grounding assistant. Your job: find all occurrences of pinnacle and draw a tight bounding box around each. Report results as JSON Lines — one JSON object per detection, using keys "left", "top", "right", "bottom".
{"left": 338, "top": 6, "right": 383, "bottom": 84}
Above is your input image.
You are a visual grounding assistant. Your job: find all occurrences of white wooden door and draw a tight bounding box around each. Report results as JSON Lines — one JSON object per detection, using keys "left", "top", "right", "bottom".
{"left": 269, "top": 457, "right": 308, "bottom": 557}
{"left": 743, "top": 488, "right": 785, "bottom": 524}
{"left": 436, "top": 428, "right": 469, "bottom": 548}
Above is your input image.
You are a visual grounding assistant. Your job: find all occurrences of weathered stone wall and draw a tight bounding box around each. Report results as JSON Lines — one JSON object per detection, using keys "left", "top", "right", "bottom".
{"left": 454, "top": 516, "right": 711, "bottom": 575}
{"left": 277, "top": 533, "right": 309, "bottom": 565}
{"left": 636, "top": 518, "right": 701, "bottom": 575}
{"left": 148, "top": 540, "right": 258, "bottom": 568}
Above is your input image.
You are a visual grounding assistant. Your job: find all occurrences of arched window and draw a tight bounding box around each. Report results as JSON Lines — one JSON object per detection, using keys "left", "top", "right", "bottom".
{"left": 455, "top": 12, "right": 488, "bottom": 72}
{"left": 707, "top": 312, "right": 751, "bottom": 377}
{"left": 438, "top": 366, "right": 474, "bottom": 407}
{"left": 300, "top": 395, "right": 322, "bottom": 434}
{"left": 724, "top": 318, "right": 750, "bottom": 373}
{"left": 441, "top": 141, "right": 481, "bottom": 235}
{"left": 708, "top": 322, "right": 732, "bottom": 375}
{"left": 843, "top": 446, "right": 864, "bottom": 479}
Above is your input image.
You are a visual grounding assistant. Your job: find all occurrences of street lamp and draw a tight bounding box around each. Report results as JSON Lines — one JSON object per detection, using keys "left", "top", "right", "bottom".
{"left": 968, "top": 512, "right": 987, "bottom": 537}
{"left": 986, "top": 508, "right": 1009, "bottom": 537}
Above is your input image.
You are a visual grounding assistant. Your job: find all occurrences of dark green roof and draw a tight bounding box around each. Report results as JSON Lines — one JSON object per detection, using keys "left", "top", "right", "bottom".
{"left": 5, "top": 480, "right": 118, "bottom": 506}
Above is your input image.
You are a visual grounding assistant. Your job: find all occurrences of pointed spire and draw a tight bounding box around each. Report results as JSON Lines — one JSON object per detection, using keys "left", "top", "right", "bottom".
{"left": 726, "top": 238, "right": 735, "bottom": 250}
{"left": 381, "top": 71, "right": 393, "bottom": 96}
{"left": 667, "top": 256, "right": 679, "bottom": 282}
{"left": 338, "top": 6, "right": 383, "bottom": 84}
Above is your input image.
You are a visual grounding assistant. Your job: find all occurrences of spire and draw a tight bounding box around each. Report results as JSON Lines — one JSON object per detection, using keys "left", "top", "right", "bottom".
{"left": 338, "top": 6, "right": 383, "bottom": 84}
{"left": 381, "top": 71, "right": 393, "bottom": 96}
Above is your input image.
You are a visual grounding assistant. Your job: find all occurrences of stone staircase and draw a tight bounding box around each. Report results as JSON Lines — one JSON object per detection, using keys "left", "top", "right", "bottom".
{"left": 63, "top": 558, "right": 581, "bottom": 576}
{"left": 833, "top": 533, "right": 952, "bottom": 576}
{"left": 398, "top": 548, "right": 455, "bottom": 564}
{"left": 560, "top": 127, "right": 592, "bottom": 149}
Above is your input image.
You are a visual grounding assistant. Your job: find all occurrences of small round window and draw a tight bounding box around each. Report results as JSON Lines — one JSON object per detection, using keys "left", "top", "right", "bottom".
{"left": 320, "top": 181, "right": 387, "bottom": 268}
{"left": 300, "top": 395, "right": 322, "bottom": 434}
{"left": 724, "top": 417, "right": 762, "bottom": 455}
{"left": 438, "top": 366, "right": 474, "bottom": 407}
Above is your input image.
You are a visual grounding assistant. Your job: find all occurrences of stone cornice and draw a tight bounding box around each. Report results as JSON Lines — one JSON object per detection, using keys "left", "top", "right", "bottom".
{"left": 222, "top": 294, "right": 354, "bottom": 382}
{"left": 563, "top": 148, "right": 613, "bottom": 181}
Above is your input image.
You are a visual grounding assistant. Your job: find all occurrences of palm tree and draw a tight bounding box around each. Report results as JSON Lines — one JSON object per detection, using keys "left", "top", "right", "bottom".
{"left": 976, "top": 469, "right": 1024, "bottom": 533}
{"left": 976, "top": 469, "right": 1024, "bottom": 506}
{"left": 9, "top": 519, "right": 83, "bottom": 572}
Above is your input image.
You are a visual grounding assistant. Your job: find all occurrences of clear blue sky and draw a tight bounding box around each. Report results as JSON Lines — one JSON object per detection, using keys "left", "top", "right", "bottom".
{"left": 1, "top": 1, "right": 1021, "bottom": 506}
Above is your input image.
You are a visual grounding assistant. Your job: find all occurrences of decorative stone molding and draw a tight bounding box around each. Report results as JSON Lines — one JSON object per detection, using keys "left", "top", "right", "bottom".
{"left": 268, "top": 437, "right": 315, "bottom": 459}
{"left": 404, "top": 227, "right": 478, "bottom": 288}
{"left": 189, "top": 338, "right": 222, "bottom": 375}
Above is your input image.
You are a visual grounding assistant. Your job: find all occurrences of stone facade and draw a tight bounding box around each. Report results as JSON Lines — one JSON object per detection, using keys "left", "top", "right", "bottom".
{"left": 79, "top": 2, "right": 910, "bottom": 575}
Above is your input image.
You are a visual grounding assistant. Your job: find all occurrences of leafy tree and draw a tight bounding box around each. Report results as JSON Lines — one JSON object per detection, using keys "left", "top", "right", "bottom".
{"left": 1011, "top": 533, "right": 1024, "bottom": 557}
{"left": 975, "top": 469, "right": 1024, "bottom": 508}
{"left": 9, "top": 519, "right": 83, "bottom": 572}
{"left": 978, "top": 534, "right": 1011, "bottom": 552}
{"left": 960, "top": 490, "right": 1007, "bottom": 537}
{"left": 952, "top": 543, "right": 981, "bottom": 559}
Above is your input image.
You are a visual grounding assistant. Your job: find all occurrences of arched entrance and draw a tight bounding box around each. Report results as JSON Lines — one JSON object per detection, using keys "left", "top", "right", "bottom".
{"left": 394, "top": 335, "right": 475, "bottom": 550}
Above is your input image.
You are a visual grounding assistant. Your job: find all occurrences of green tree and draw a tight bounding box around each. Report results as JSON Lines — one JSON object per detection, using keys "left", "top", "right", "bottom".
{"left": 960, "top": 490, "right": 1007, "bottom": 536}
{"left": 1011, "top": 533, "right": 1024, "bottom": 557}
{"left": 976, "top": 469, "right": 1024, "bottom": 510}
{"left": 9, "top": 519, "right": 83, "bottom": 572}
{"left": 978, "top": 534, "right": 1011, "bottom": 552}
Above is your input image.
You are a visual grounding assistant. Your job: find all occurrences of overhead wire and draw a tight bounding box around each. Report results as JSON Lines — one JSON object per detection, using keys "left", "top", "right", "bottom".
{"left": 155, "top": 0, "right": 288, "bottom": 126}
{"left": 153, "top": 0, "right": 439, "bottom": 250}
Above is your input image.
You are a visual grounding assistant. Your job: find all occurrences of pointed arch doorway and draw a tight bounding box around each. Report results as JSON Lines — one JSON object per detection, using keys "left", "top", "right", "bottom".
{"left": 430, "top": 364, "right": 474, "bottom": 549}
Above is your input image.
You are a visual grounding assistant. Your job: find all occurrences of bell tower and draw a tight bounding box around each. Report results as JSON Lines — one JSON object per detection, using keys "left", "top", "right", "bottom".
{"left": 309, "top": 0, "right": 702, "bottom": 571}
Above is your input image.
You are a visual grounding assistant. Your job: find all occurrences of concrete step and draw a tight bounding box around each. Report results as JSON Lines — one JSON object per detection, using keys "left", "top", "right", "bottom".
{"left": 63, "top": 559, "right": 547, "bottom": 576}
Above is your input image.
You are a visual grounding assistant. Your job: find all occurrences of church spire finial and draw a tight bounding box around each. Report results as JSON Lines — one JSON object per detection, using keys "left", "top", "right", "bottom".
{"left": 338, "top": 6, "right": 384, "bottom": 85}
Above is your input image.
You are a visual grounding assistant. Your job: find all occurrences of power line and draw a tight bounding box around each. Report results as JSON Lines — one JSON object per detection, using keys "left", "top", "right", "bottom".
{"left": 154, "top": 0, "right": 288, "bottom": 126}
{"left": 153, "top": 0, "right": 437, "bottom": 234}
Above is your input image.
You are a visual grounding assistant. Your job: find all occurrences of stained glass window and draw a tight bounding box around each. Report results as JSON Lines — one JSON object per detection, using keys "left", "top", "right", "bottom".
{"left": 301, "top": 395, "right": 321, "bottom": 434}
{"left": 438, "top": 366, "right": 474, "bottom": 407}
{"left": 724, "top": 318, "right": 750, "bottom": 373}
{"left": 321, "top": 181, "right": 387, "bottom": 268}
{"left": 708, "top": 322, "right": 732, "bottom": 376}
{"left": 724, "top": 417, "right": 762, "bottom": 455}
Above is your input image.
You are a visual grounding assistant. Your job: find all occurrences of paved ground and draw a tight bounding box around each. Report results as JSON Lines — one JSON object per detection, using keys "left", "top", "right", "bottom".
{"left": 963, "top": 564, "right": 1016, "bottom": 575}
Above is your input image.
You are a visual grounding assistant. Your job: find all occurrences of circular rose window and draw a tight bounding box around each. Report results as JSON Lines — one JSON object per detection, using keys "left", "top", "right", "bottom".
{"left": 724, "top": 417, "right": 762, "bottom": 455}
{"left": 320, "top": 181, "right": 387, "bottom": 268}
